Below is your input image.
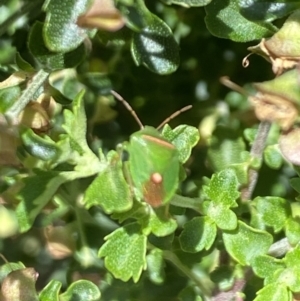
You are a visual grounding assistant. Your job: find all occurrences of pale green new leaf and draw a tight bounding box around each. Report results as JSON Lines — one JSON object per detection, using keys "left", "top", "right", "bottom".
{"left": 99, "top": 223, "right": 147, "bottom": 282}
{"left": 162, "top": 124, "right": 200, "bottom": 163}
{"left": 254, "top": 283, "right": 291, "bottom": 301}
{"left": 253, "top": 197, "right": 290, "bottom": 232}
{"left": 203, "top": 169, "right": 240, "bottom": 208}
{"left": 83, "top": 150, "right": 133, "bottom": 214}
{"left": 223, "top": 221, "right": 273, "bottom": 265}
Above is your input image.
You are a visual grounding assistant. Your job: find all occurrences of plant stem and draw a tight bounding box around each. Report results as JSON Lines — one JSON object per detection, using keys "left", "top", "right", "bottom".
{"left": 241, "top": 121, "right": 271, "bottom": 201}
{"left": 163, "top": 250, "right": 212, "bottom": 297}
{"left": 5, "top": 69, "right": 49, "bottom": 123}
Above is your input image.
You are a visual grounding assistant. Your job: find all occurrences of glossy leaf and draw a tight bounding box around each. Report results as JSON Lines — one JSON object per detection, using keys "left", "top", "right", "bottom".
{"left": 253, "top": 196, "right": 290, "bottom": 232}
{"left": 238, "top": 0, "right": 300, "bottom": 21}
{"left": 99, "top": 223, "right": 147, "bottom": 282}
{"left": 39, "top": 280, "right": 61, "bottom": 301}
{"left": 21, "top": 128, "right": 59, "bottom": 160}
{"left": 28, "top": 22, "right": 86, "bottom": 71}
{"left": 43, "top": 0, "right": 90, "bottom": 52}
{"left": 59, "top": 280, "right": 101, "bottom": 301}
{"left": 83, "top": 150, "right": 133, "bottom": 214}
{"left": 160, "top": 0, "right": 211, "bottom": 7}
{"left": 162, "top": 124, "right": 200, "bottom": 163}
{"left": 205, "top": 0, "right": 276, "bottom": 42}
{"left": 117, "top": 0, "right": 179, "bottom": 73}
{"left": 223, "top": 221, "right": 273, "bottom": 265}
{"left": 179, "top": 216, "right": 216, "bottom": 252}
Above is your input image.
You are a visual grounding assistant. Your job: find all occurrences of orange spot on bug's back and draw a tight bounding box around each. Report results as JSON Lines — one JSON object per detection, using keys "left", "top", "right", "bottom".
{"left": 151, "top": 172, "right": 163, "bottom": 184}
{"left": 143, "top": 172, "right": 164, "bottom": 207}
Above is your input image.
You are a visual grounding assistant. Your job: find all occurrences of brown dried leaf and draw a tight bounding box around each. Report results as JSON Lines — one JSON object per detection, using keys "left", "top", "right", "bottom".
{"left": 1, "top": 268, "right": 39, "bottom": 301}
{"left": 248, "top": 10, "right": 300, "bottom": 74}
{"left": 279, "top": 127, "right": 300, "bottom": 166}
{"left": 77, "top": 0, "right": 125, "bottom": 31}
{"left": 249, "top": 92, "right": 298, "bottom": 130}
{"left": 44, "top": 224, "right": 76, "bottom": 259}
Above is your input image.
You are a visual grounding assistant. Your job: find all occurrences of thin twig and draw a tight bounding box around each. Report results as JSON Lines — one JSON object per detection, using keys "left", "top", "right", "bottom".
{"left": 241, "top": 121, "right": 272, "bottom": 201}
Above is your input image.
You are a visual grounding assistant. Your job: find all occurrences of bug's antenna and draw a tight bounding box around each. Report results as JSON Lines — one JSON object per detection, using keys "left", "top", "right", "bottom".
{"left": 156, "top": 105, "right": 193, "bottom": 130}
{"left": 111, "top": 90, "right": 144, "bottom": 129}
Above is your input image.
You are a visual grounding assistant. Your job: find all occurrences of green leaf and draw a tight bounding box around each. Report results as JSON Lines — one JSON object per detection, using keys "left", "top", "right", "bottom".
{"left": 285, "top": 217, "right": 300, "bottom": 246}
{"left": 83, "top": 150, "right": 133, "bottom": 214}
{"left": 43, "top": 0, "right": 90, "bottom": 52}
{"left": 162, "top": 124, "right": 200, "bottom": 163}
{"left": 0, "top": 262, "right": 26, "bottom": 283}
{"left": 99, "top": 223, "right": 147, "bottom": 282}
{"left": 179, "top": 216, "right": 216, "bottom": 252}
{"left": 264, "top": 144, "right": 283, "bottom": 169}
{"left": 207, "top": 126, "right": 247, "bottom": 171}
{"left": 129, "top": 1, "right": 179, "bottom": 74}
{"left": 47, "top": 83, "right": 72, "bottom": 105}
{"left": 223, "top": 221, "right": 273, "bottom": 265}
{"left": 146, "top": 248, "right": 165, "bottom": 284}
{"left": 239, "top": 0, "right": 300, "bottom": 22}
{"left": 146, "top": 207, "right": 178, "bottom": 237}
{"left": 254, "top": 283, "right": 291, "bottom": 301}
{"left": 28, "top": 21, "right": 86, "bottom": 71}
{"left": 160, "top": 0, "right": 211, "bottom": 7}
{"left": 0, "top": 83, "right": 23, "bottom": 113}
{"left": 252, "top": 255, "right": 285, "bottom": 280}
{"left": 253, "top": 196, "right": 290, "bottom": 232}
{"left": 202, "top": 169, "right": 239, "bottom": 230}
{"left": 15, "top": 171, "right": 67, "bottom": 232}
{"left": 15, "top": 52, "right": 35, "bottom": 72}
{"left": 39, "top": 280, "right": 61, "bottom": 301}
{"left": 208, "top": 205, "right": 238, "bottom": 230}
{"left": 62, "top": 90, "right": 102, "bottom": 174}
{"left": 205, "top": 0, "right": 276, "bottom": 42}
{"left": 21, "top": 128, "right": 59, "bottom": 161}
{"left": 203, "top": 169, "right": 240, "bottom": 208}
{"left": 59, "top": 280, "right": 101, "bottom": 301}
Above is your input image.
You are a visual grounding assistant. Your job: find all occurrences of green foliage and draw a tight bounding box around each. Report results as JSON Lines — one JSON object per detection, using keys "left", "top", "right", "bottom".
{"left": 1, "top": 0, "right": 300, "bottom": 300}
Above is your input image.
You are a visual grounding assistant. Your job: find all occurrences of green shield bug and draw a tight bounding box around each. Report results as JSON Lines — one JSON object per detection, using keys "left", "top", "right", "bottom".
{"left": 111, "top": 91, "right": 193, "bottom": 207}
